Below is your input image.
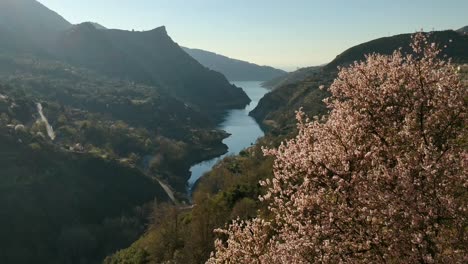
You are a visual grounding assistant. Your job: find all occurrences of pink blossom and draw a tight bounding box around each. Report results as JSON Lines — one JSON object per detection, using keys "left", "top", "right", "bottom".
{"left": 208, "top": 33, "right": 467, "bottom": 263}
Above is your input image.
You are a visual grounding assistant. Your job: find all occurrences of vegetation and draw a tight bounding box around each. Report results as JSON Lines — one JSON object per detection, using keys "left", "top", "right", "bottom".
{"left": 252, "top": 30, "right": 468, "bottom": 132}
{"left": 1, "top": 2, "right": 466, "bottom": 263}
{"left": 183, "top": 47, "right": 287, "bottom": 82}
{"left": 0, "top": 54, "right": 230, "bottom": 192}
{"left": 0, "top": 0, "right": 247, "bottom": 263}
{"left": 210, "top": 33, "right": 467, "bottom": 263}
{"left": 261, "top": 66, "right": 322, "bottom": 90}
{"left": 0, "top": 57, "right": 235, "bottom": 262}
{"left": 0, "top": 126, "right": 170, "bottom": 264}
{"left": 250, "top": 69, "right": 333, "bottom": 131}
{"left": 106, "top": 33, "right": 467, "bottom": 264}
{"left": 55, "top": 23, "right": 250, "bottom": 112}
{"left": 103, "top": 138, "right": 277, "bottom": 264}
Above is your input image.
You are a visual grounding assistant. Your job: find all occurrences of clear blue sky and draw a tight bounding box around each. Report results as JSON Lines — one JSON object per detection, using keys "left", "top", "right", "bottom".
{"left": 39, "top": 0, "right": 467, "bottom": 71}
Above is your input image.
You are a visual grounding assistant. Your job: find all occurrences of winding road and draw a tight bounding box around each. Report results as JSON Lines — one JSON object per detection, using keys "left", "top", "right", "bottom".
{"left": 36, "top": 103, "right": 56, "bottom": 140}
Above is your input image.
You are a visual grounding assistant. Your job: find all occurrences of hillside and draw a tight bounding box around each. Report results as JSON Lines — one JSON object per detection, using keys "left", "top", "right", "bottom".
{"left": 457, "top": 25, "right": 468, "bottom": 34}
{"left": 106, "top": 43, "right": 468, "bottom": 264}
{"left": 0, "top": 127, "right": 170, "bottom": 264}
{"left": 0, "top": 1, "right": 250, "bottom": 113}
{"left": 261, "top": 66, "right": 322, "bottom": 90}
{"left": 0, "top": 69, "right": 229, "bottom": 262}
{"left": 252, "top": 30, "right": 468, "bottom": 130}
{"left": 325, "top": 30, "right": 468, "bottom": 71}
{"left": 0, "top": 53, "right": 232, "bottom": 192}
{"left": 0, "top": 0, "right": 71, "bottom": 51}
{"left": 56, "top": 23, "right": 250, "bottom": 111}
{"left": 182, "top": 47, "right": 287, "bottom": 81}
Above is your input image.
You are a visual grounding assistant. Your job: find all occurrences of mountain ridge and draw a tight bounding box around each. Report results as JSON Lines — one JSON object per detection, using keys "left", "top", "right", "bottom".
{"left": 251, "top": 30, "right": 468, "bottom": 131}
{"left": 457, "top": 25, "right": 468, "bottom": 35}
{"left": 325, "top": 30, "right": 468, "bottom": 71}
{"left": 182, "top": 47, "right": 287, "bottom": 81}
{"left": 0, "top": 0, "right": 71, "bottom": 51}
{"left": 55, "top": 23, "right": 250, "bottom": 111}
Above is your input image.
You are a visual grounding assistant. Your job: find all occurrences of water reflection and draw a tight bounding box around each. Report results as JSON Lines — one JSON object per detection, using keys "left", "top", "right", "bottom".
{"left": 188, "top": 81, "right": 268, "bottom": 190}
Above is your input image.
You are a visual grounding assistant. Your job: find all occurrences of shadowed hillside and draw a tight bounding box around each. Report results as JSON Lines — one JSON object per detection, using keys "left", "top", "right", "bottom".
{"left": 0, "top": 128, "right": 170, "bottom": 264}
{"left": 252, "top": 30, "right": 468, "bottom": 130}
{"left": 0, "top": 0, "right": 71, "bottom": 51}
{"left": 56, "top": 23, "right": 250, "bottom": 111}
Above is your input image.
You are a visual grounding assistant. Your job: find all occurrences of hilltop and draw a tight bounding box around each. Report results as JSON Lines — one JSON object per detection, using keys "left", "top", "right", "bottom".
{"left": 252, "top": 30, "right": 468, "bottom": 130}
{"left": 457, "top": 25, "right": 468, "bottom": 34}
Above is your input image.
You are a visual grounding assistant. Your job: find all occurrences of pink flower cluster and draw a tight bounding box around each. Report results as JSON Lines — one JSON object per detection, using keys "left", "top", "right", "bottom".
{"left": 208, "top": 33, "right": 467, "bottom": 263}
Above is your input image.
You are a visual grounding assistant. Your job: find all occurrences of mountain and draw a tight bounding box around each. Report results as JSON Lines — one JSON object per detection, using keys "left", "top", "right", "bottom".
{"left": 0, "top": 0, "right": 71, "bottom": 51}
{"left": 250, "top": 70, "right": 333, "bottom": 131}
{"left": 0, "top": 57, "right": 231, "bottom": 263}
{"left": 252, "top": 30, "right": 468, "bottom": 131}
{"left": 0, "top": 1, "right": 250, "bottom": 113}
{"left": 56, "top": 23, "right": 250, "bottom": 111}
{"left": 325, "top": 30, "right": 468, "bottom": 71}
{"left": 457, "top": 25, "right": 468, "bottom": 35}
{"left": 0, "top": 1, "right": 254, "bottom": 262}
{"left": 182, "top": 47, "right": 287, "bottom": 81}
{"left": 105, "top": 32, "right": 468, "bottom": 264}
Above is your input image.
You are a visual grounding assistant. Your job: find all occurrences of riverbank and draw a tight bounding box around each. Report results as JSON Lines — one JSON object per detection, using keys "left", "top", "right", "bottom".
{"left": 187, "top": 81, "right": 269, "bottom": 193}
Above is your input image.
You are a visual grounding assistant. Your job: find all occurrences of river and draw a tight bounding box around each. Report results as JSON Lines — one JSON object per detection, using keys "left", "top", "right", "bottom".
{"left": 187, "top": 81, "right": 268, "bottom": 191}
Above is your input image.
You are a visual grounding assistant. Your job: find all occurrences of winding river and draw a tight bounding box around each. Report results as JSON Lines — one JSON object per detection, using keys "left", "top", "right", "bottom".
{"left": 187, "top": 81, "right": 268, "bottom": 191}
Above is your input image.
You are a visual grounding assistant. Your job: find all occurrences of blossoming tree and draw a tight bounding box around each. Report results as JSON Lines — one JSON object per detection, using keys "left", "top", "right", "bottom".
{"left": 208, "top": 33, "right": 467, "bottom": 263}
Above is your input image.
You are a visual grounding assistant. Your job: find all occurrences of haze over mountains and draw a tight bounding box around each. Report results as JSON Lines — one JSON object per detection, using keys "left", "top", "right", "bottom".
{"left": 0, "top": 0, "right": 71, "bottom": 50}
{"left": 182, "top": 47, "right": 287, "bottom": 81}
{"left": 73, "top": 22, "right": 287, "bottom": 82}
{"left": 0, "top": 0, "right": 251, "bottom": 112}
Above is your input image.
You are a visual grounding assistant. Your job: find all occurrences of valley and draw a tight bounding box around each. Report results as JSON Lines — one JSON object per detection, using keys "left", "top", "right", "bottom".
{"left": 0, "top": 1, "right": 466, "bottom": 264}
{"left": 188, "top": 81, "right": 268, "bottom": 192}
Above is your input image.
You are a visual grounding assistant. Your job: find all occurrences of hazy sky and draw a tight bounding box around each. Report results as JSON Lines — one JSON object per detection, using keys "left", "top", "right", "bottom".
{"left": 39, "top": 0, "right": 467, "bottom": 71}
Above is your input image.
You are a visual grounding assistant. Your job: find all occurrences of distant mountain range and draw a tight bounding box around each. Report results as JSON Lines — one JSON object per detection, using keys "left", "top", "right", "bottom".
{"left": 0, "top": 127, "right": 170, "bottom": 264}
{"left": 74, "top": 22, "right": 286, "bottom": 82}
{"left": 182, "top": 47, "right": 287, "bottom": 81}
{"left": 106, "top": 25, "right": 468, "bottom": 264}
{"left": 0, "top": 0, "right": 71, "bottom": 53}
{"left": 62, "top": 22, "right": 285, "bottom": 83}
